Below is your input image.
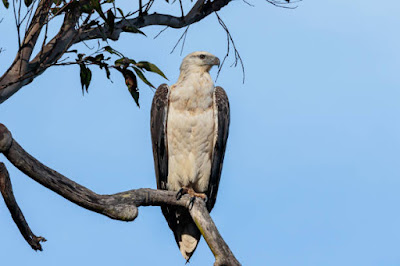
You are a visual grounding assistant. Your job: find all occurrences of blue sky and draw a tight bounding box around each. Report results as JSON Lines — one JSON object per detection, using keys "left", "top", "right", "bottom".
{"left": 1, "top": 1, "right": 400, "bottom": 265}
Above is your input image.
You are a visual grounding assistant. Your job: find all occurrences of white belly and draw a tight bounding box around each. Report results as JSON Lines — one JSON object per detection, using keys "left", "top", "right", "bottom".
{"left": 167, "top": 106, "right": 215, "bottom": 192}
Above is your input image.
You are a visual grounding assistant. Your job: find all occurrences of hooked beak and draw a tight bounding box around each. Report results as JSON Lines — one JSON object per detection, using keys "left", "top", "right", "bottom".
{"left": 213, "top": 57, "right": 220, "bottom": 67}
{"left": 206, "top": 56, "right": 220, "bottom": 67}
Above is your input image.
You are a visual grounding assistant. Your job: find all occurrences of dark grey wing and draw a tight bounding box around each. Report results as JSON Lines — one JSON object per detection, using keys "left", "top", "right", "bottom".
{"left": 151, "top": 84, "right": 201, "bottom": 260}
{"left": 150, "top": 84, "right": 169, "bottom": 190}
{"left": 206, "top": 86, "right": 230, "bottom": 211}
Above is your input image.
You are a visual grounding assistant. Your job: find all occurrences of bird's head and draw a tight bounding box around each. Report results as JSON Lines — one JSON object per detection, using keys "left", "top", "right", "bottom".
{"left": 180, "top": 51, "right": 220, "bottom": 73}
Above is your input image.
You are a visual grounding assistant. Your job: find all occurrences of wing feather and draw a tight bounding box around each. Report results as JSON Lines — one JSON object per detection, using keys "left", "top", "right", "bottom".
{"left": 206, "top": 86, "right": 230, "bottom": 211}
{"left": 150, "top": 84, "right": 169, "bottom": 190}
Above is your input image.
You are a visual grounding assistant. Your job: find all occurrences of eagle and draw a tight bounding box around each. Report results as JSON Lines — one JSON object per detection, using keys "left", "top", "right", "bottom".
{"left": 150, "top": 51, "right": 230, "bottom": 261}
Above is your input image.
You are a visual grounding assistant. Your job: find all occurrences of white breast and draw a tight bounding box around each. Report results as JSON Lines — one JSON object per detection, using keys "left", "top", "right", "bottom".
{"left": 166, "top": 73, "right": 216, "bottom": 192}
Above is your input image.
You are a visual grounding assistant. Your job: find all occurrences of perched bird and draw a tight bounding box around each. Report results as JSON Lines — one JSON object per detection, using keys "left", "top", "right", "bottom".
{"left": 150, "top": 51, "right": 230, "bottom": 261}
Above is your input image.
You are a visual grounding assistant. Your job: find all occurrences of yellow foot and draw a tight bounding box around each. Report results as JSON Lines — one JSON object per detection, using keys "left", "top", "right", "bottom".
{"left": 176, "top": 187, "right": 207, "bottom": 201}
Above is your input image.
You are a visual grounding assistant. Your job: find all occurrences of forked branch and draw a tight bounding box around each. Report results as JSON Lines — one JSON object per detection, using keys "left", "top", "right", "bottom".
{"left": 0, "top": 123, "right": 240, "bottom": 266}
{"left": 0, "top": 0, "right": 233, "bottom": 104}
{"left": 76, "top": 0, "right": 231, "bottom": 42}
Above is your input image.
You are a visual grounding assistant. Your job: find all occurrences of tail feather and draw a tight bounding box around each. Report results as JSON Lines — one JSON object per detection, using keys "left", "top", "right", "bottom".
{"left": 162, "top": 206, "right": 201, "bottom": 261}
{"left": 177, "top": 222, "right": 200, "bottom": 261}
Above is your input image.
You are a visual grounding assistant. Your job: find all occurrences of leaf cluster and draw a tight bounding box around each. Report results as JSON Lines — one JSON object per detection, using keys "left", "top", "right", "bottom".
{"left": 75, "top": 45, "right": 167, "bottom": 107}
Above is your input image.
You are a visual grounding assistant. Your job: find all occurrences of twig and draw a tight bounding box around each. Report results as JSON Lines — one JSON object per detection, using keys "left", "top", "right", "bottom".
{"left": 266, "top": 0, "right": 300, "bottom": 9}
{"left": 170, "top": 26, "right": 190, "bottom": 55}
{"left": 179, "top": 0, "right": 184, "bottom": 17}
{"left": 215, "top": 12, "right": 245, "bottom": 83}
{"left": 242, "top": 0, "right": 255, "bottom": 7}
{"left": 153, "top": 26, "right": 169, "bottom": 39}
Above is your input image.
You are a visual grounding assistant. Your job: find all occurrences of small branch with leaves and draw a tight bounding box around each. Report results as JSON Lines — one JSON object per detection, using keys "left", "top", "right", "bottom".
{"left": 0, "top": 123, "right": 240, "bottom": 266}
{"left": 64, "top": 45, "right": 168, "bottom": 107}
{"left": 0, "top": 0, "right": 233, "bottom": 104}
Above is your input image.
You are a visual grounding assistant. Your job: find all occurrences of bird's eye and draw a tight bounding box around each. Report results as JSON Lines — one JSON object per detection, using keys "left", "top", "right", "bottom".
{"left": 199, "top": 54, "right": 206, "bottom": 59}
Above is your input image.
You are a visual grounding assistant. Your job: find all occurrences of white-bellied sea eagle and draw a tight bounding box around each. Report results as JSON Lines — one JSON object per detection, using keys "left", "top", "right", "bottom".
{"left": 150, "top": 51, "right": 230, "bottom": 261}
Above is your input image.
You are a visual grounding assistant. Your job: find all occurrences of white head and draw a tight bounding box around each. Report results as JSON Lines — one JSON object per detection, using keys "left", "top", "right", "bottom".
{"left": 180, "top": 51, "right": 220, "bottom": 73}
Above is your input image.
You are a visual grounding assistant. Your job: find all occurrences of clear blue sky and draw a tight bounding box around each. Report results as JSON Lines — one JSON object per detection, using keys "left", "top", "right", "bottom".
{"left": 1, "top": 1, "right": 400, "bottom": 265}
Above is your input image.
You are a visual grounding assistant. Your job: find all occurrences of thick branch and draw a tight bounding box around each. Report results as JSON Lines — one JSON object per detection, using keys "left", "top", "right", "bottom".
{"left": 0, "top": 124, "right": 240, "bottom": 265}
{"left": 0, "top": 7, "right": 79, "bottom": 103}
{"left": 75, "top": 0, "right": 231, "bottom": 42}
{"left": 19, "top": 0, "right": 53, "bottom": 68}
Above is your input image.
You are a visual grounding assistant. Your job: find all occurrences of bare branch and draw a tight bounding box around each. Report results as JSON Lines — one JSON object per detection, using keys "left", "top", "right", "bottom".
{"left": 0, "top": 124, "right": 240, "bottom": 265}
{"left": 170, "top": 26, "right": 190, "bottom": 55}
{"left": 266, "top": 0, "right": 300, "bottom": 9}
{"left": 75, "top": 0, "right": 231, "bottom": 43}
{"left": 215, "top": 12, "right": 245, "bottom": 83}
{"left": 0, "top": 163, "right": 46, "bottom": 251}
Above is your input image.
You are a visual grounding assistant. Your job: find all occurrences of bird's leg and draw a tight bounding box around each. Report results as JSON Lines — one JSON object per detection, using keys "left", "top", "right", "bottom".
{"left": 176, "top": 187, "right": 207, "bottom": 201}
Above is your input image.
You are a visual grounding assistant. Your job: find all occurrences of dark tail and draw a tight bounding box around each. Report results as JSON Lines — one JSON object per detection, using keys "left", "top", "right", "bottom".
{"left": 161, "top": 205, "right": 201, "bottom": 261}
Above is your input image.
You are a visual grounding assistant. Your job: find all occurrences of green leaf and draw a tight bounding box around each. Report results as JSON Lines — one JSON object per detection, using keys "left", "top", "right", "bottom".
{"left": 51, "top": 7, "right": 61, "bottom": 15}
{"left": 122, "top": 69, "right": 139, "bottom": 107}
{"left": 77, "top": 53, "right": 85, "bottom": 60}
{"left": 53, "top": 0, "right": 62, "bottom": 6}
{"left": 80, "top": 3, "right": 93, "bottom": 13}
{"left": 84, "top": 56, "right": 96, "bottom": 62}
{"left": 115, "top": 58, "right": 136, "bottom": 67}
{"left": 130, "top": 87, "right": 140, "bottom": 108}
{"left": 79, "top": 64, "right": 92, "bottom": 94}
{"left": 104, "top": 65, "right": 111, "bottom": 79}
{"left": 94, "top": 54, "right": 104, "bottom": 62}
{"left": 121, "top": 25, "right": 146, "bottom": 36}
{"left": 2, "top": 0, "right": 9, "bottom": 8}
{"left": 115, "top": 58, "right": 128, "bottom": 67}
{"left": 116, "top": 8, "right": 124, "bottom": 18}
{"left": 106, "top": 10, "right": 115, "bottom": 33}
{"left": 103, "top": 46, "right": 123, "bottom": 57}
{"left": 132, "top": 67, "right": 154, "bottom": 88}
{"left": 135, "top": 61, "right": 168, "bottom": 80}
{"left": 24, "top": 0, "right": 32, "bottom": 7}
{"left": 128, "top": 58, "right": 136, "bottom": 65}
{"left": 90, "top": 0, "right": 107, "bottom": 21}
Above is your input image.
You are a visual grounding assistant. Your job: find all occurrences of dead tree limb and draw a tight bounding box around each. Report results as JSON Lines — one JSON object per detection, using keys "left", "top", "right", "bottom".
{"left": 0, "top": 163, "right": 46, "bottom": 251}
{"left": 0, "top": 123, "right": 240, "bottom": 266}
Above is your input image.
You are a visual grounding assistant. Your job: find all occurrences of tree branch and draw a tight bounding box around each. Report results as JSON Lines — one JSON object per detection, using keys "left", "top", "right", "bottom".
{"left": 0, "top": 162, "right": 46, "bottom": 251}
{"left": 0, "top": 123, "right": 240, "bottom": 266}
{"left": 19, "top": 0, "right": 53, "bottom": 68}
{"left": 0, "top": 6, "right": 79, "bottom": 103}
{"left": 0, "top": 0, "right": 232, "bottom": 104}
{"left": 75, "top": 0, "right": 231, "bottom": 43}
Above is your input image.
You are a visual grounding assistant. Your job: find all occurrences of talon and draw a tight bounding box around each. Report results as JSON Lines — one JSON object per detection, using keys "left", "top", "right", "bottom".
{"left": 204, "top": 195, "right": 208, "bottom": 203}
{"left": 176, "top": 187, "right": 189, "bottom": 200}
{"left": 176, "top": 188, "right": 184, "bottom": 200}
{"left": 188, "top": 197, "right": 196, "bottom": 210}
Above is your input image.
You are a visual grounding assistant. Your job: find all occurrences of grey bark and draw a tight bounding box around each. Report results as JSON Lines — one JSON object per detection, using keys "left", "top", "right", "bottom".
{"left": 0, "top": 124, "right": 240, "bottom": 266}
